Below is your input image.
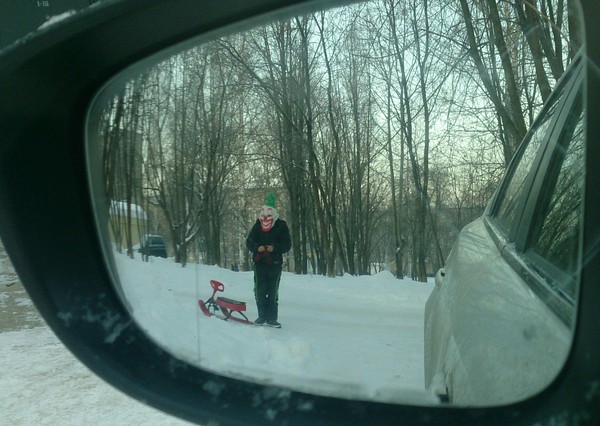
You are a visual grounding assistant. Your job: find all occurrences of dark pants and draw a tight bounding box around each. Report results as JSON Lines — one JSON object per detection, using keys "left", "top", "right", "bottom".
{"left": 253, "top": 264, "right": 282, "bottom": 321}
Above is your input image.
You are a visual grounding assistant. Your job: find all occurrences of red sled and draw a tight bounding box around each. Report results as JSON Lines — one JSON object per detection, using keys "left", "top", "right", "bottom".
{"left": 198, "top": 279, "right": 255, "bottom": 325}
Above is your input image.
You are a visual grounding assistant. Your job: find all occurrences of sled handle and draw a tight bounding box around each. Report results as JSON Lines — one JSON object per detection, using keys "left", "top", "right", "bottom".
{"left": 210, "top": 280, "right": 225, "bottom": 293}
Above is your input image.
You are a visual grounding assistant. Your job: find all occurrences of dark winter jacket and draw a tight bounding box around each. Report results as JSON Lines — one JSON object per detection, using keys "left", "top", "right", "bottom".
{"left": 246, "top": 219, "right": 291, "bottom": 267}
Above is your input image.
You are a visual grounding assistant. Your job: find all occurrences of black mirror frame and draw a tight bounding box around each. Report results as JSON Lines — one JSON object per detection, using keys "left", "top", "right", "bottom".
{"left": 0, "top": 0, "right": 599, "bottom": 424}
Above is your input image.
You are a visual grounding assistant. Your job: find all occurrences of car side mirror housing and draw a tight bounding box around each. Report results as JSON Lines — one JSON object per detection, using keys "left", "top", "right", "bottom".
{"left": 1, "top": 0, "right": 600, "bottom": 424}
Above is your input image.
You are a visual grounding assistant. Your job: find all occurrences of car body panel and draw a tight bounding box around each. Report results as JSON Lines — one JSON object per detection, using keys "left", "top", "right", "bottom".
{"left": 425, "top": 218, "right": 570, "bottom": 405}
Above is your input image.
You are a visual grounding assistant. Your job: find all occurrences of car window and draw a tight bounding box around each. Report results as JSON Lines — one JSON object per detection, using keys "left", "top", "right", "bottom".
{"left": 493, "top": 93, "right": 564, "bottom": 235}
{"left": 527, "top": 90, "right": 584, "bottom": 299}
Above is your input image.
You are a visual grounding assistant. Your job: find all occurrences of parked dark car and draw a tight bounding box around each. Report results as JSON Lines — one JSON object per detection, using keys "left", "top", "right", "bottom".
{"left": 139, "top": 235, "right": 167, "bottom": 258}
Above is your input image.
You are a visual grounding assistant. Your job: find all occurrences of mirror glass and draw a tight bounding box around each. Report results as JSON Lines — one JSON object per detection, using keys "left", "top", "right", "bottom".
{"left": 86, "top": 0, "right": 583, "bottom": 406}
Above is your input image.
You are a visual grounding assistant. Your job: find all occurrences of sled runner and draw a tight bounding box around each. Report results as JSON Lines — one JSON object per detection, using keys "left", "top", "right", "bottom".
{"left": 198, "top": 279, "right": 255, "bottom": 325}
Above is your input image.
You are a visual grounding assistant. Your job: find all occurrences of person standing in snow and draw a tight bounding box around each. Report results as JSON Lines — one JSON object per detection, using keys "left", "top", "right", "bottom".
{"left": 246, "top": 193, "right": 291, "bottom": 328}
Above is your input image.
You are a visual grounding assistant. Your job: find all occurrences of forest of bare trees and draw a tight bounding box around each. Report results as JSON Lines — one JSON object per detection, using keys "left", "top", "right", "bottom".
{"left": 97, "top": 0, "right": 579, "bottom": 281}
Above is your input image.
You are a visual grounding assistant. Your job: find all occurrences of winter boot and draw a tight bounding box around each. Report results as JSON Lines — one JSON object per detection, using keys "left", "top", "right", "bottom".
{"left": 267, "top": 320, "right": 281, "bottom": 328}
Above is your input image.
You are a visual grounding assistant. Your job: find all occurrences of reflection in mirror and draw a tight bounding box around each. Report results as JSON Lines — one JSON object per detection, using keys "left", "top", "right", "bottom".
{"left": 86, "top": 0, "right": 583, "bottom": 406}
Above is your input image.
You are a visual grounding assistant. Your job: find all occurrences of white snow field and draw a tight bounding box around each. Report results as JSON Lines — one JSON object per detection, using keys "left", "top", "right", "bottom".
{"left": 115, "top": 252, "right": 437, "bottom": 405}
{"left": 0, "top": 249, "right": 435, "bottom": 425}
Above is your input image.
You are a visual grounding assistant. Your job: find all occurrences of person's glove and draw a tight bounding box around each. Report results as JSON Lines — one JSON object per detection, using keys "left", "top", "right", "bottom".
{"left": 255, "top": 245, "right": 274, "bottom": 264}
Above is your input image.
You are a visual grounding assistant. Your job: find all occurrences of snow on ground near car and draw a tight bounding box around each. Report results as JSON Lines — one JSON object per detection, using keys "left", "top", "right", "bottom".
{"left": 0, "top": 325, "right": 193, "bottom": 425}
{"left": 115, "top": 252, "right": 437, "bottom": 404}
{"left": 0, "top": 243, "right": 189, "bottom": 425}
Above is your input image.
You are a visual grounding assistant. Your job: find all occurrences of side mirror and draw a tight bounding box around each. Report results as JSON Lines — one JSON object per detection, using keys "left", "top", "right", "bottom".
{"left": 1, "top": 0, "right": 599, "bottom": 424}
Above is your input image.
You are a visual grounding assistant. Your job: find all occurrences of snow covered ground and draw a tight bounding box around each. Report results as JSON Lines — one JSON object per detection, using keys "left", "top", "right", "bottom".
{"left": 1, "top": 247, "right": 436, "bottom": 425}
{"left": 0, "top": 326, "right": 193, "bottom": 425}
{"left": 115, "top": 251, "right": 437, "bottom": 405}
{"left": 0, "top": 247, "right": 192, "bottom": 425}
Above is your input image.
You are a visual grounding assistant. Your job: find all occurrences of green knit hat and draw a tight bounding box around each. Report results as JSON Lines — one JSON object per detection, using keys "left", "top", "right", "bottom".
{"left": 264, "top": 193, "right": 277, "bottom": 208}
